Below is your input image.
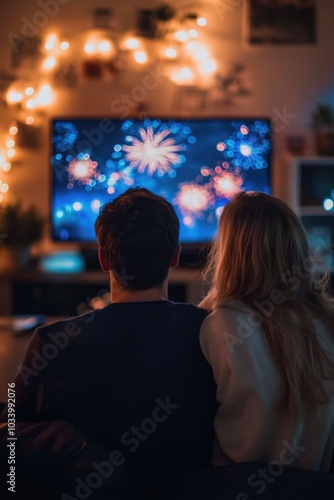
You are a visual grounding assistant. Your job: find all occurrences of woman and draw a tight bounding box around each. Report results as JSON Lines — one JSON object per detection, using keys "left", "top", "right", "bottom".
{"left": 200, "top": 191, "right": 334, "bottom": 472}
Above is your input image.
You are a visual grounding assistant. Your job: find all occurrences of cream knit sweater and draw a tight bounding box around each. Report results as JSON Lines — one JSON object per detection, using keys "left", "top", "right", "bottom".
{"left": 200, "top": 301, "right": 334, "bottom": 472}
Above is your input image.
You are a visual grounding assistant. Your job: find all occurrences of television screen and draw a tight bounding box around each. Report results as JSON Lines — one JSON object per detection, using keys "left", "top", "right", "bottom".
{"left": 51, "top": 117, "right": 272, "bottom": 244}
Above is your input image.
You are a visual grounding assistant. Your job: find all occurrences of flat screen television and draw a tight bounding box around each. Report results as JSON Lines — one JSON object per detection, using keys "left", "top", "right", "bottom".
{"left": 50, "top": 116, "right": 272, "bottom": 245}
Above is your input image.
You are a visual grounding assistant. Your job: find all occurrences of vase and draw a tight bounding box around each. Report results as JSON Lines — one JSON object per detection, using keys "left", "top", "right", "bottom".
{"left": 314, "top": 130, "right": 334, "bottom": 156}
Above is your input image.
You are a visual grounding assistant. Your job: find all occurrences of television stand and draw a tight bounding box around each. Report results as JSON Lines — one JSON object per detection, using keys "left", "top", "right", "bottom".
{"left": 178, "top": 244, "right": 210, "bottom": 269}
{"left": 0, "top": 267, "right": 205, "bottom": 316}
{"left": 81, "top": 245, "right": 210, "bottom": 270}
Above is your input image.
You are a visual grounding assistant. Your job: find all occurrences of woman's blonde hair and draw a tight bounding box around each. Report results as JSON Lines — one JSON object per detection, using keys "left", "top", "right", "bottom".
{"left": 202, "top": 191, "right": 334, "bottom": 415}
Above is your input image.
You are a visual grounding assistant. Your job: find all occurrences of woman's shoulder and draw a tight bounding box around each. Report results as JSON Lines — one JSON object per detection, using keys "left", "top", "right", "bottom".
{"left": 200, "top": 300, "right": 255, "bottom": 338}
{"left": 200, "top": 300, "right": 266, "bottom": 354}
{"left": 199, "top": 302, "right": 247, "bottom": 363}
{"left": 204, "top": 300, "right": 251, "bottom": 322}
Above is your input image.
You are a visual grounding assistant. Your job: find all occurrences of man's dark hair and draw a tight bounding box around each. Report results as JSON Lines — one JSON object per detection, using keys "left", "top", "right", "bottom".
{"left": 95, "top": 187, "right": 180, "bottom": 290}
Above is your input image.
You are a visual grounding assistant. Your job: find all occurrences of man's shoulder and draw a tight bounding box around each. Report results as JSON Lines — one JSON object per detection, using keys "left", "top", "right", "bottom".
{"left": 34, "top": 302, "right": 208, "bottom": 340}
{"left": 168, "top": 301, "right": 208, "bottom": 318}
{"left": 35, "top": 309, "right": 102, "bottom": 340}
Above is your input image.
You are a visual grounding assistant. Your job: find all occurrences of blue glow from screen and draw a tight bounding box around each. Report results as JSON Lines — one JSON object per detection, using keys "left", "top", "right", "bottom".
{"left": 51, "top": 117, "right": 272, "bottom": 244}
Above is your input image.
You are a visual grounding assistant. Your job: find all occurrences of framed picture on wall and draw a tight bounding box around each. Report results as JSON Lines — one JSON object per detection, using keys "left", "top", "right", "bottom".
{"left": 245, "top": 0, "right": 317, "bottom": 45}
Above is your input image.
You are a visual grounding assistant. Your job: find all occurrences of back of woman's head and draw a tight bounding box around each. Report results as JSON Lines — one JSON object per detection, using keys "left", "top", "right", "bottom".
{"left": 202, "top": 191, "right": 334, "bottom": 415}
{"left": 206, "top": 191, "right": 316, "bottom": 306}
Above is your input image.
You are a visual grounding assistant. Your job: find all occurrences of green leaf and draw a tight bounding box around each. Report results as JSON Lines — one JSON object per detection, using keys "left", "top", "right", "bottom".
{"left": 310, "top": 103, "right": 334, "bottom": 128}
{"left": 0, "top": 202, "right": 45, "bottom": 246}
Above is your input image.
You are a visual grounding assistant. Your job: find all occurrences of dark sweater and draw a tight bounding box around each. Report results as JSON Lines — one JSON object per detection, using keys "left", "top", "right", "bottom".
{"left": 1, "top": 301, "right": 217, "bottom": 497}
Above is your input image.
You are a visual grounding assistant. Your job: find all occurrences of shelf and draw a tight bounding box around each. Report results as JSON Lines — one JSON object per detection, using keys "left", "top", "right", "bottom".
{"left": 287, "top": 156, "right": 334, "bottom": 280}
{"left": 287, "top": 156, "right": 334, "bottom": 213}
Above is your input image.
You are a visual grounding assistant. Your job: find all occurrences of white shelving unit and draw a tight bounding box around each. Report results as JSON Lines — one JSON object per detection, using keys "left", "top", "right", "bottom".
{"left": 288, "top": 156, "right": 334, "bottom": 273}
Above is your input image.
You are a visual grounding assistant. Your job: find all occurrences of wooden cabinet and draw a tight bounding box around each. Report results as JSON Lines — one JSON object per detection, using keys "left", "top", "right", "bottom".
{"left": 0, "top": 267, "right": 205, "bottom": 316}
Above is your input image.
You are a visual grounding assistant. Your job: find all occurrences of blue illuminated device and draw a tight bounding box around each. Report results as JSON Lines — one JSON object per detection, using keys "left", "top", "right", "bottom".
{"left": 50, "top": 116, "right": 272, "bottom": 245}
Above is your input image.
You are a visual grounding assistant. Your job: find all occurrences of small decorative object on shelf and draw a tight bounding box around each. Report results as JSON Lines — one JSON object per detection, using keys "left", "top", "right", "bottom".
{"left": 285, "top": 134, "right": 306, "bottom": 156}
{"left": 310, "top": 103, "right": 334, "bottom": 156}
{"left": 0, "top": 202, "right": 45, "bottom": 270}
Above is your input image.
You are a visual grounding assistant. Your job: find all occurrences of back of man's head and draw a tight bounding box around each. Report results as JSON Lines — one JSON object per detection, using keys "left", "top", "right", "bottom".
{"left": 95, "top": 187, "right": 180, "bottom": 290}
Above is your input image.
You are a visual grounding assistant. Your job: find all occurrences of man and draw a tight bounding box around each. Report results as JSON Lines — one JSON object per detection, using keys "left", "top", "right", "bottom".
{"left": 0, "top": 188, "right": 216, "bottom": 499}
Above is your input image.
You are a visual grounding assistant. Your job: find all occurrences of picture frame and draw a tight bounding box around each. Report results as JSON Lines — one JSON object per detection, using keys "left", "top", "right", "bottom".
{"left": 245, "top": 0, "right": 317, "bottom": 46}
{"left": 11, "top": 36, "right": 42, "bottom": 69}
{"left": 175, "top": 86, "right": 209, "bottom": 112}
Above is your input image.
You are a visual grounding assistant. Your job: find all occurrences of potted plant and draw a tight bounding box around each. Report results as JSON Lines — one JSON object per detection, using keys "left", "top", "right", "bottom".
{"left": 0, "top": 202, "right": 45, "bottom": 271}
{"left": 310, "top": 103, "right": 334, "bottom": 156}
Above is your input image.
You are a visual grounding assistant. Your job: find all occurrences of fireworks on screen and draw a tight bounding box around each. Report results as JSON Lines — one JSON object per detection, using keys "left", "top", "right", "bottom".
{"left": 223, "top": 122, "right": 271, "bottom": 170}
{"left": 51, "top": 118, "right": 271, "bottom": 243}
{"left": 122, "top": 126, "right": 184, "bottom": 176}
{"left": 211, "top": 164, "right": 244, "bottom": 198}
{"left": 53, "top": 121, "right": 79, "bottom": 152}
{"left": 174, "top": 182, "right": 214, "bottom": 216}
{"left": 107, "top": 168, "right": 135, "bottom": 194}
{"left": 67, "top": 157, "right": 99, "bottom": 185}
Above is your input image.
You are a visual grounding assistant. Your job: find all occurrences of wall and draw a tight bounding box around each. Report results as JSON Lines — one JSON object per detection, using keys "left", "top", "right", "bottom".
{"left": 0, "top": 0, "right": 333, "bottom": 251}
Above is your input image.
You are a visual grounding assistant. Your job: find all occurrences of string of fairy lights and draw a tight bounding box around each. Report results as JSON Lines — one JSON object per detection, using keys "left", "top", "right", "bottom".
{"left": 0, "top": 124, "right": 18, "bottom": 203}
{"left": 0, "top": 5, "right": 249, "bottom": 205}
